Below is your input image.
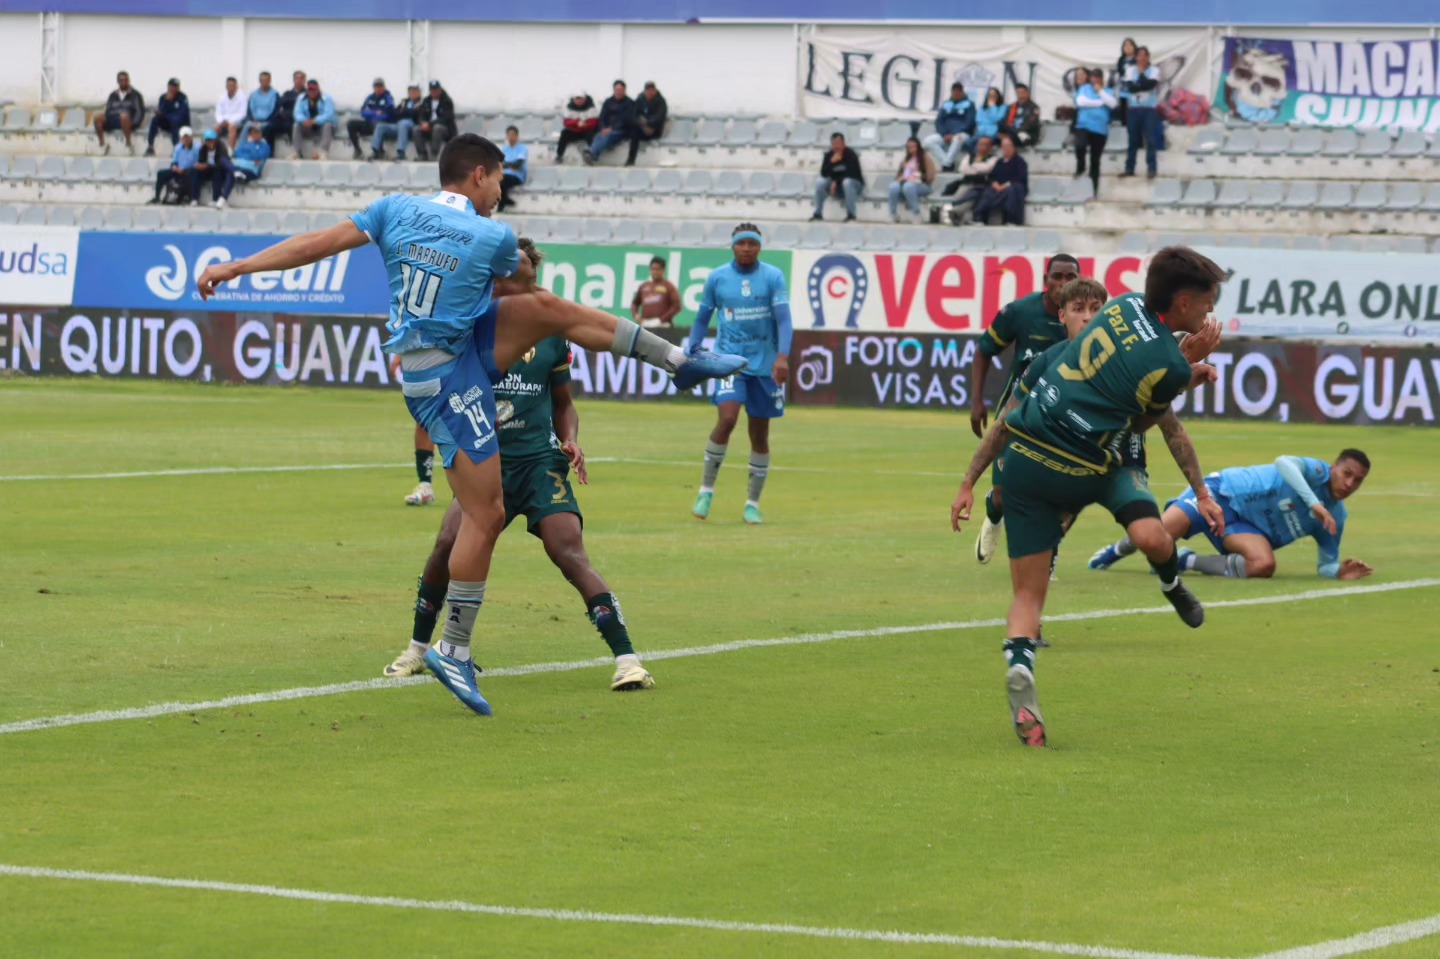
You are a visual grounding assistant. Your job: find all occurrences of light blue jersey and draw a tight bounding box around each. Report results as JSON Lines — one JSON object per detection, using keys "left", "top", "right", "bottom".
{"left": 1214, "top": 457, "right": 1346, "bottom": 572}
{"left": 690, "top": 261, "right": 792, "bottom": 377}
{"left": 350, "top": 191, "right": 520, "bottom": 356}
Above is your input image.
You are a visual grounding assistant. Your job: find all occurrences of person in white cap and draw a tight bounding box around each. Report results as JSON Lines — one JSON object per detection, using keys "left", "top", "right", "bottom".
{"left": 149, "top": 125, "right": 201, "bottom": 203}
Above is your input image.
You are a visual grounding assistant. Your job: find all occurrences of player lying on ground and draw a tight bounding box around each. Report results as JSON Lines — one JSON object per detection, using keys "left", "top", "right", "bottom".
{"left": 970, "top": 253, "right": 1080, "bottom": 564}
{"left": 384, "top": 239, "right": 654, "bottom": 693}
{"left": 687, "top": 223, "right": 793, "bottom": 525}
{"left": 198, "top": 134, "right": 743, "bottom": 717}
{"left": 1090, "top": 450, "right": 1373, "bottom": 581}
{"left": 951, "top": 248, "right": 1228, "bottom": 747}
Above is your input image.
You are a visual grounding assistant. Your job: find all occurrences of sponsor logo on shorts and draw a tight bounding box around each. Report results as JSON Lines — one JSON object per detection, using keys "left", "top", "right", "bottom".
{"left": 462, "top": 385, "right": 483, "bottom": 404}
{"left": 448, "top": 393, "right": 466, "bottom": 413}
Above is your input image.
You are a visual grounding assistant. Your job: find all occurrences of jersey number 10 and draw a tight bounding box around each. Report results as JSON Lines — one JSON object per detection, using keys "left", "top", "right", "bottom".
{"left": 398, "top": 263, "right": 445, "bottom": 320}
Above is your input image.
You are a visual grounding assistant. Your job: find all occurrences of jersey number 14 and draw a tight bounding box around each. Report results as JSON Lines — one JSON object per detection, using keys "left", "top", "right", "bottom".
{"left": 397, "top": 263, "right": 444, "bottom": 320}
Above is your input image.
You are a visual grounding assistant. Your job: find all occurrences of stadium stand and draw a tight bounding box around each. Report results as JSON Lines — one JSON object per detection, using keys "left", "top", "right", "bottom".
{"left": 1, "top": 103, "right": 1438, "bottom": 252}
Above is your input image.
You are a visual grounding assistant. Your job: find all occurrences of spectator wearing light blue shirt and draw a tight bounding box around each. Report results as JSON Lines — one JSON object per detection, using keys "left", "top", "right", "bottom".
{"left": 149, "top": 126, "right": 200, "bottom": 203}
{"left": 291, "top": 78, "right": 337, "bottom": 160}
{"left": 922, "top": 83, "right": 976, "bottom": 171}
{"left": 243, "top": 72, "right": 279, "bottom": 142}
{"left": 1073, "top": 70, "right": 1117, "bottom": 195}
{"left": 498, "top": 126, "right": 529, "bottom": 212}
{"left": 963, "top": 87, "right": 1006, "bottom": 157}
{"left": 1121, "top": 47, "right": 1162, "bottom": 179}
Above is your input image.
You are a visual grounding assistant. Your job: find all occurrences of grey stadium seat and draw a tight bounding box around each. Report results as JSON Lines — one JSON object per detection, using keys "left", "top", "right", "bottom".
{"left": 103, "top": 207, "right": 134, "bottom": 230}
{"left": 580, "top": 219, "right": 612, "bottom": 243}
{"left": 1248, "top": 180, "right": 1285, "bottom": 208}
{"left": 350, "top": 164, "right": 381, "bottom": 188}
{"left": 1390, "top": 130, "right": 1425, "bottom": 158}
{"left": 380, "top": 164, "right": 409, "bottom": 189}
{"left": 161, "top": 207, "right": 192, "bottom": 231}
{"left": 651, "top": 169, "right": 683, "bottom": 193}
{"left": 218, "top": 209, "right": 251, "bottom": 233}
{"left": 1289, "top": 128, "right": 1324, "bottom": 156}
{"left": 1417, "top": 183, "right": 1440, "bottom": 210}
{"left": 1315, "top": 182, "right": 1353, "bottom": 210}
{"left": 619, "top": 168, "right": 651, "bottom": 193}
{"left": 1255, "top": 129, "right": 1290, "bottom": 156}
{"left": 290, "top": 163, "right": 323, "bottom": 187}
{"left": 6, "top": 156, "right": 37, "bottom": 179}
{"left": 703, "top": 221, "right": 734, "bottom": 245}
{"left": 1212, "top": 180, "right": 1249, "bottom": 208}
{"left": 775, "top": 171, "right": 809, "bottom": 197}
{"left": 60, "top": 107, "right": 87, "bottom": 130}
{"left": 18, "top": 204, "right": 47, "bottom": 226}
{"left": 746, "top": 171, "right": 777, "bottom": 195}
{"left": 768, "top": 223, "right": 802, "bottom": 249}
{"left": 800, "top": 223, "right": 833, "bottom": 248}
{"left": 1321, "top": 129, "right": 1358, "bottom": 156}
{"left": 78, "top": 207, "right": 106, "bottom": 230}
{"left": 678, "top": 171, "right": 711, "bottom": 196}
{"left": 280, "top": 211, "right": 311, "bottom": 233}
{"left": 665, "top": 118, "right": 696, "bottom": 143}
{"left": 866, "top": 226, "right": 899, "bottom": 250}
{"left": 120, "top": 158, "right": 153, "bottom": 183}
{"left": 1394, "top": 236, "right": 1428, "bottom": 253}
{"left": 1119, "top": 232, "right": 1151, "bottom": 254}
{"left": 0, "top": 204, "right": 19, "bottom": 225}
{"left": 1279, "top": 181, "right": 1320, "bottom": 209}
{"left": 1386, "top": 182, "right": 1423, "bottom": 210}
{"left": 894, "top": 230, "right": 930, "bottom": 252}
{"left": 711, "top": 170, "right": 744, "bottom": 196}
{"left": 1356, "top": 129, "right": 1391, "bottom": 158}
{"left": 323, "top": 163, "right": 354, "bottom": 187}
{"left": 1028, "top": 177, "right": 1062, "bottom": 204}
{"left": 251, "top": 210, "right": 282, "bottom": 233}
{"left": 132, "top": 207, "right": 163, "bottom": 231}
{"left": 835, "top": 223, "right": 866, "bottom": 248}
{"left": 676, "top": 221, "right": 706, "bottom": 246}
{"left": 37, "top": 156, "right": 67, "bottom": 179}
{"left": 4, "top": 107, "right": 32, "bottom": 130}
{"left": 958, "top": 229, "right": 995, "bottom": 252}
{"left": 31, "top": 108, "right": 59, "bottom": 131}
{"left": 610, "top": 219, "right": 643, "bottom": 244}
{"left": 190, "top": 207, "right": 222, "bottom": 232}
{"left": 590, "top": 168, "right": 622, "bottom": 193}
{"left": 549, "top": 218, "right": 583, "bottom": 242}
{"left": 992, "top": 229, "right": 1028, "bottom": 254}
{"left": 1219, "top": 129, "right": 1258, "bottom": 156}
{"left": 693, "top": 119, "right": 727, "bottom": 146}
{"left": 93, "top": 157, "right": 123, "bottom": 181}
{"left": 526, "top": 165, "right": 561, "bottom": 191}
{"left": 786, "top": 121, "right": 821, "bottom": 148}
{"left": 1351, "top": 182, "right": 1386, "bottom": 210}
{"left": 1058, "top": 178, "right": 1093, "bottom": 204}
{"left": 1037, "top": 123, "right": 1070, "bottom": 153}
{"left": 556, "top": 167, "right": 590, "bottom": 193}
{"left": 1289, "top": 235, "right": 1324, "bottom": 250}
{"left": 724, "top": 119, "right": 757, "bottom": 147}
{"left": 643, "top": 220, "right": 675, "bottom": 245}
{"left": 1186, "top": 127, "right": 1224, "bottom": 155}
{"left": 878, "top": 122, "right": 911, "bottom": 149}
{"left": 407, "top": 164, "right": 437, "bottom": 189}
{"left": 1178, "top": 180, "right": 1217, "bottom": 208}
{"left": 755, "top": 120, "right": 788, "bottom": 147}
{"left": 842, "top": 121, "right": 878, "bottom": 149}
{"left": 47, "top": 205, "right": 79, "bottom": 226}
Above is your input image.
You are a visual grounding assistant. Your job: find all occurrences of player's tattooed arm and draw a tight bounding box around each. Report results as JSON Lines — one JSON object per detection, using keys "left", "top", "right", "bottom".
{"left": 1159, "top": 410, "right": 1226, "bottom": 534}
{"left": 953, "top": 396, "right": 1021, "bottom": 530}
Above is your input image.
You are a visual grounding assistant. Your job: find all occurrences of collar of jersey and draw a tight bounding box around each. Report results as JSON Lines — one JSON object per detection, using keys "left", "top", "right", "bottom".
{"left": 430, "top": 191, "right": 476, "bottom": 214}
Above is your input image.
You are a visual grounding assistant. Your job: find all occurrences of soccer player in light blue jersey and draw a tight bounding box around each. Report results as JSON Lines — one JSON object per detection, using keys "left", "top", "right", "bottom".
{"left": 198, "top": 134, "right": 744, "bottom": 717}
{"left": 1090, "top": 450, "right": 1373, "bottom": 580}
{"left": 686, "top": 223, "right": 794, "bottom": 525}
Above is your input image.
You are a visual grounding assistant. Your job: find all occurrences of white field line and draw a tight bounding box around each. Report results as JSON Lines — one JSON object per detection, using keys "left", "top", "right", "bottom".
{"left": 0, "top": 863, "right": 1219, "bottom": 959}
{"left": 1, "top": 578, "right": 1434, "bottom": 738}
{"left": 1251, "top": 913, "right": 1440, "bottom": 959}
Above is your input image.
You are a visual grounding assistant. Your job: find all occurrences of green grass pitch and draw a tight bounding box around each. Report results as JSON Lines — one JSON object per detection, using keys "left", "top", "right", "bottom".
{"left": 1, "top": 378, "right": 1438, "bottom": 959}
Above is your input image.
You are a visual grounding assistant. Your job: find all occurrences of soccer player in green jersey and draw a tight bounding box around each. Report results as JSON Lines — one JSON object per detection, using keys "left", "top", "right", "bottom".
{"left": 970, "top": 254, "right": 1080, "bottom": 564}
{"left": 952, "top": 248, "right": 1228, "bottom": 746}
{"left": 384, "top": 239, "right": 654, "bottom": 694}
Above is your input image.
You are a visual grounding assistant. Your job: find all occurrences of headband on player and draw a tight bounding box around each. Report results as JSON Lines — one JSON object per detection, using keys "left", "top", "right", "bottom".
{"left": 731, "top": 230, "right": 763, "bottom": 246}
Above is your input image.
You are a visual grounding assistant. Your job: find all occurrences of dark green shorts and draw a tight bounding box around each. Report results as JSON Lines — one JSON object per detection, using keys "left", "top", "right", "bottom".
{"left": 503, "top": 453, "right": 582, "bottom": 536}
{"left": 1000, "top": 439, "right": 1156, "bottom": 559}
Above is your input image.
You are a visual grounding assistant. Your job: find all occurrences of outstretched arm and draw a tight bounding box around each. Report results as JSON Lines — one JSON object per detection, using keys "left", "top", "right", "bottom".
{"left": 1276, "top": 455, "right": 1337, "bottom": 535}
{"left": 1158, "top": 410, "right": 1224, "bottom": 534}
{"left": 198, "top": 220, "right": 368, "bottom": 298}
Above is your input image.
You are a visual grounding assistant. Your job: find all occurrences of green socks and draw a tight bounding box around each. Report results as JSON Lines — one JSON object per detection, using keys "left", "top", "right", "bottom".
{"left": 587, "top": 593, "right": 635, "bottom": 657}
{"left": 1004, "top": 638, "right": 1037, "bottom": 673}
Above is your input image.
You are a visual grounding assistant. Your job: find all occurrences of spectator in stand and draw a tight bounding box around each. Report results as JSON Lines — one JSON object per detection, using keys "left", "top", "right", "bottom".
{"left": 1121, "top": 47, "right": 1162, "bottom": 180}
{"left": 626, "top": 81, "right": 667, "bottom": 166}
{"left": 922, "top": 83, "right": 975, "bottom": 171}
{"left": 1066, "top": 67, "right": 1089, "bottom": 146}
{"left": 374, "top": 84, "right": 424, "bottom": 161}
{"left": 94, "top": 70, "right": 144, "bottom": 155}
{"left": 1115, "top": 38, "right": 1139, "bottom": 126}
{"left": 1074, "top": 67, "right": 1117, "bottom": 195}
{"left": 243, "top": 71, "right": 278, "bottom": 143}
{"left": 943, "top": 135, "right": 998, "bottom": 225}
{"left": 267, "top": 70, "right": 306, "bottom": 150}
{"left": 965, "top": 87, "right": 1005, "bottom": 156}
{"left": 348, "top": 78, "right": 395, "bottom": 159}
{"left": 556, "top": 92, "right": 598, "bottom": 162}
{"left": 584, "top": 80, "right": 634, "bottom": 165}
{"left": 998, "top": 84, "right": 1041, "bottom": 149}
{"left": 214, "top": 76, "right": 247, "bottom": 150}
{"left": 148, "top": 125, "right": 199, "bottom": 203}
{"left": 972, "top": 133, "right": 1028, "bottom": 226}
{"left": 291, "top": 78, "right": 337, "bottom": 159}
{"left": 497, "top": 125, "right": 528, "bottom": 212}
{"left": 145, "top": 78, "right": 189, "bottom": 157}
{"left": 417, "top": 80, "right": 455, "bottom": 162}
{"left": 194, "top": 128, "right": 237, "bottom": 209}
{"left": 809, "top": 132, "right": 864, "bottom": 222}
{"left": 231, "top": 123, "right": 272, "bottom": 184}
{"left": 887, "top": 137, "right": 936, "bottom": 223}
{"left": 631, "top": 257, "right": 682, "bottom": 328}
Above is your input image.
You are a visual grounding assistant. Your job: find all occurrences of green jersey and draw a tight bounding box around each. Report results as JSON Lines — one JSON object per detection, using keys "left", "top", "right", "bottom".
{"left": 1006, "top": 295, "right": 1190, "bottom": 474}
{"left": 1016, "top": 340, "right": 1149, "bottom": 472}
{"left": 979, "top": 291, "right": 1066, "bottom": 408}
{"left": 494, "top": 336, "right": 572, "bottom": 461}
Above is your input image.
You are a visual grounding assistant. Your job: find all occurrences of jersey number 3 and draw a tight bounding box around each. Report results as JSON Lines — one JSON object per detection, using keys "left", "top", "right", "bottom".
{"left": 398, "top": 263, "right": 444, "bottom": 320}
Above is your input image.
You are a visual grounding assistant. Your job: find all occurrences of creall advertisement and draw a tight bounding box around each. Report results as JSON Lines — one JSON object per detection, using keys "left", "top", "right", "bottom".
{"left": 1214, "top": 37, "right": 1440, "bottom": 129}
{"left": 1199, "top": 246, "right": 1440, "bottom": 343}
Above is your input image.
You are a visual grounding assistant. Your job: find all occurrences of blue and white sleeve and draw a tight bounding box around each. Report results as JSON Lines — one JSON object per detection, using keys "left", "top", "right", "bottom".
{"left": 489, "top": 224, "right": 520, "bottom": 277}
{"left": 1315, "top": 519, "right": 1342, "bottom": 578}
{"left": 771, "top": 270, "right": 793, "bottom": 355}
{"left": 349, "top": 194, "right": 394, "bottom": 245}
{"left": 687, "top": 273, "right": 719, "bottom": 354}
{"left": 1275, "top": 456, "right": 1322, "bottom": 510}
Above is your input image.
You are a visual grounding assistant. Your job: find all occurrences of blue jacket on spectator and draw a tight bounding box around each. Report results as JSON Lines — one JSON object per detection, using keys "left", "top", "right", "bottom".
{"left": 1123, "top": 65, "right": 1161, "bottom": 108}
{"left": 233, "top": 137, "right": 272, "bottom": 177}
{"left": 598, "top": 94, "right": 634, "bottom": 133}
{"left": 172, "top": 141, "right": 202, "bottom": 169}
{"left": 1074, "top": 85, "right": 1117, "bottom": 136}
{"left": 295, "top": 93, "right": 337, "bottom": 126}
{"left": 361, "top": 91, "right": 395, "bottom": 124}
{"left": 248, "top": 88, "right": 278, "bottom": 122}
{"left": 974, "top": 103, "right": 1005, "bottom": 140}
{"left": 156, "top": 92, "right": 190, "bottom": 128}
{"left": 934, "top": 95, "right": 976, "bottom": 138}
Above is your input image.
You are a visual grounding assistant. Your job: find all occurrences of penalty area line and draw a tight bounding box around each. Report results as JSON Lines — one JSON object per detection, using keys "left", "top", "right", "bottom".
{"left": 0, "top": 578, "right": 1435, "bottom": 738}
{"left": 0, "top": 863, "right": 1219, "bottom": 959}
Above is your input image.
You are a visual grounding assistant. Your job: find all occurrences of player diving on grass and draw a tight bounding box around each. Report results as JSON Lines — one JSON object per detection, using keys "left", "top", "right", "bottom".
{"left": 688, "top": 223, "right": 793, "bottom": 526}
{"left": 197, "top": 134, "right": 743, "bottom": 716}
{"left": 951, "top": 248, "right": 1229, "bottom": 747}
{"left": 384, "top": 238, "right": 654, "bottom": 692}
{"left": 1089, "top": 450, "right": 1373, "bottom": 581}
{"left": 968, "top": 254, "right": 1080, "bottom": 565}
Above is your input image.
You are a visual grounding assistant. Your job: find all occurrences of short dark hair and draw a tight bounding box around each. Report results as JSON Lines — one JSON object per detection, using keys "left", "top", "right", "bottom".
{"left": 1338, "top": 449, "right": 1371, "bottom": 471}
{"left": 951, "top": 82, "right": 965, "bottom": 91}
{"left": 226, "top": 76, "right": 237, "bottom": 83}
{"left": 1048, "top": 253, "right": 1080, "bottom": 273}
{"left": 613, "top": 79, "right": 626, "bottom": 88}
{"left": 259, "top": 71, "right": 271, "bottom": 80}
{"left": 438, "top": 133, "right": 505, "bottom": 187}
{"left": 830, "top": 131, "right": 845, "bottom": 142}
{"left": 505, "top": 125, "right": 518, "bottom": 135}
{"left": 1145, "top": 247, "right": 1228, "bottom": 313}
{"left": 732, "top": 222, "right": 761, "bottom": 239}
{"left": 1057, "top": 277, "right": 1108, "bottom": 310}
{"left": 650, "top": 256, "right": 666, "bottom": 268}
{"left": 1015, "top": 83, "right": 1030, "bottom": 92}
{"left": 517, "top": 236, "right": 544, "bottom": 268}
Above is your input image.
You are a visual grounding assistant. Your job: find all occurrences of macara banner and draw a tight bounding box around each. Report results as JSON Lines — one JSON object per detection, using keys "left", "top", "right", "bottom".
{"left": 1198, "top": 246, "right": 1440, "bottom": 343}
{"left": 800, "top": 27, "right": 1210, "bottom": 120}
{"left": 1215, "top": 37, "right": 1440, "bottom": 130}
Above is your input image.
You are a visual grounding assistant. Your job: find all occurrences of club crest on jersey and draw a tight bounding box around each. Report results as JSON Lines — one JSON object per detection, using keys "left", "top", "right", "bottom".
{"left": 496, "top": 399, "right": 515, "bottom": 424}
{"left": 522, "top": 347, "right": 537, "bottom": 364}
{"left": 448, "top": 393, "right": 466, "bottom": 413}
{"left": 741, "top": 279, "right": 752, "bottom": 297}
